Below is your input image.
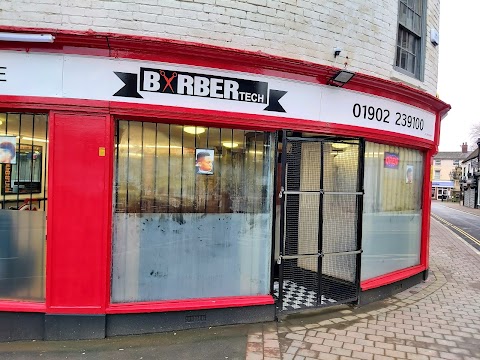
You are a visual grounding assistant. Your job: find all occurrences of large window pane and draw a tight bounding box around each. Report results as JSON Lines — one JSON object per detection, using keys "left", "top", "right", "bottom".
{"left": 400, "top": 50, "right": 407, "bottom": 69}
{"left": 396, "top": 27, "right": 421, "bottom": 77}
{"left": 407, "top": 53, "right": 416, "bottom": 74}
{"left": 408, "top": 33, "right": 416, "bottom": 53}
{"left": 414, "top": 14, "right": 421, "bottom": 34}
{"left": 416, "top": 0, "right": 422, "bottom": 15}
{"left": 112, "top": 121, "right": 274, "bottom": 302}
{"left": 361, "top": 142, "right": 423, "bottom": 281}
{"left": 0, "top": 112, "right": 48, "bottom": 301}
{"left": 406, "top": 9, "right": 414, "bottom": 29}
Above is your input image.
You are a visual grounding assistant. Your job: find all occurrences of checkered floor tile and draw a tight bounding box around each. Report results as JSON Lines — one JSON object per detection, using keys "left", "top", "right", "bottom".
{"left": 274, "top": 280, "right": 336, "bottom": 311}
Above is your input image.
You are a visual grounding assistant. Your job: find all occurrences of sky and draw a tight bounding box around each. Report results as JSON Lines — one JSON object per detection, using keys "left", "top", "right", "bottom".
{"left": 437, "top": 1, "right": 480, "bottom": 151}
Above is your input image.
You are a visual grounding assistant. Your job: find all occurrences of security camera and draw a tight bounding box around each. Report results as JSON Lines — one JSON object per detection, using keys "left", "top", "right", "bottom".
{"left": 334, "top": 47, "right": 342, "bottom": 58}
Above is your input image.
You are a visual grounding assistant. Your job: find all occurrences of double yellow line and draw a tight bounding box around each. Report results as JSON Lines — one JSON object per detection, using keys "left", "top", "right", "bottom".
{"left": 431, "top": 213, "right": 480, "bottom": 247}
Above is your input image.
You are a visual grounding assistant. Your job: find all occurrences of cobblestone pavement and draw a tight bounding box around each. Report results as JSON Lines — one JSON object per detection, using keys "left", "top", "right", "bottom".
{"left": 246, "top": 217, "right": 480, "bottom": 360}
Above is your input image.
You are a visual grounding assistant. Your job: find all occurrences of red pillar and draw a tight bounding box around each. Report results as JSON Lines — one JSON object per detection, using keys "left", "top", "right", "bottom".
{"left": 46, "top": 112, "right": 112, "bottom": 314}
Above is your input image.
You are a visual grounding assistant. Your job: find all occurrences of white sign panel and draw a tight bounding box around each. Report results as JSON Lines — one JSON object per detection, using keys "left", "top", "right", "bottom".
{"left": 0, "top": 52, "right": 63, "bottom": 97}
{"left": 61, "top": 54, "right": 322, "bottom": 121}
{"left": 320, "top": 86, "right": 435, "bottom": 141}
{"left": 0, "top": 51, "right": 436, "bottom": 141}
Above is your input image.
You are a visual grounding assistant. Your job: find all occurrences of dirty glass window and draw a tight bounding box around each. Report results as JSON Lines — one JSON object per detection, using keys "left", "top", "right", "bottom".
{"left": 111, "top": 121, "right": 274, "bottom": 303}
{"left": 361, "top": 142, "right": 424, "bottom": 281}
{"left": 0, "top": 112, "right": 48, "bottom": 301}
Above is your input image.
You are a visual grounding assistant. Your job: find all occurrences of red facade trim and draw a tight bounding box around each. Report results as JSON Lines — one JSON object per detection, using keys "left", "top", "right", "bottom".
{"left": 106, "top": 295, "right": 275, "bottom": 314}
{"left": 45, "top": 110, "right": 56, "bottom": 311}
{"left": 0, "top": 300, "right": 46, "bottom": 313}
{"left": 360, "top": 264, "right": 426, "bottom": 291}
{"left": 0, "top": 95, "right": 109, "bottom": 114}
{"left": 104, "top": 116, "right": 115, "bottom": 311}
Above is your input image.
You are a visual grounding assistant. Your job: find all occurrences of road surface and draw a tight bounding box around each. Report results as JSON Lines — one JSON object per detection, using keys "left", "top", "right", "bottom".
{"left": 431, "top": 201, "right": 480, "bottom": 251}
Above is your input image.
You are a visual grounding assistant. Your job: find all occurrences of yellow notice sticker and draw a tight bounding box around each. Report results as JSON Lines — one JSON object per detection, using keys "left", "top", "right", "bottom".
{"left": 99, "top": 147, "right": 106, "bottom": 157}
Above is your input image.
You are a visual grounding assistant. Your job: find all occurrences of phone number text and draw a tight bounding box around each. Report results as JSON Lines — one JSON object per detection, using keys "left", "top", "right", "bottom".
{"left": 352, "top": 103, "right": 424, "bottom": 131}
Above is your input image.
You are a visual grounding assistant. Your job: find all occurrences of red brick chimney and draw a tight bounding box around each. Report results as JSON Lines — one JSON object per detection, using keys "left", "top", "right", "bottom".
{"left": 461, "top": 142, "right": 468, "bottom": 153}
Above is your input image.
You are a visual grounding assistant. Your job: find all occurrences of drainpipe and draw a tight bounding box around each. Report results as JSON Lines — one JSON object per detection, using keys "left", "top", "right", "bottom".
{"left": 477, "top": 138, "right": 480, "bottom": 208}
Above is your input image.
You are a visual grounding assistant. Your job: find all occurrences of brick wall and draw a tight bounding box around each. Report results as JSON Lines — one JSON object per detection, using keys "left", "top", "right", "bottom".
{"left": 0, "top": 0, "right": 440, "bottom": 95}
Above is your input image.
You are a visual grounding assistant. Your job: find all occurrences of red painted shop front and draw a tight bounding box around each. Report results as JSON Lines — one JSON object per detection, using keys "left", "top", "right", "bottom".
{"left": 0, "top": 28, "right": 450, "bottom": 341}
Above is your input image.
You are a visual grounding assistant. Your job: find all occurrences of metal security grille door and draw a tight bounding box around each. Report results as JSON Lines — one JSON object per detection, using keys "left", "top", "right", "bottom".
{"left": 277, "top": 133, "right": 363, "bottom": 312}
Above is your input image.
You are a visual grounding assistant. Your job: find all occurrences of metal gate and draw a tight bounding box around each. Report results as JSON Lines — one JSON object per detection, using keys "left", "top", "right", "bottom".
{"left": 464, "top": 188, "right": 476, "bottom": 208}
{"left": 277, "top": 133, "right": 364, "bottom": 312}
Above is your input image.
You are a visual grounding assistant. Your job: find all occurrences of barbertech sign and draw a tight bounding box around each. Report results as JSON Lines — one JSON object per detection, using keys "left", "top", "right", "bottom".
{"left": 0, "top": 50, "right": 436, "bottom": 141}
{"left": 114, "top": 67, "right": 286, "bottom": 112}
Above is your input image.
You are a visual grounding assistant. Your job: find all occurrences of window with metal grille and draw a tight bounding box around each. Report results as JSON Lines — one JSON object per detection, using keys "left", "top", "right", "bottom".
{"left": 111, "top": 121, "right": 275, "bottom": 303}
{"left": 395, "top": 0, "right": 425, "bottom": 79}
{"left": 114, "top": 122, "right": 272, "bottom": 215}
{"left": 0, "top": 112, "right": 48, "bottom": 301}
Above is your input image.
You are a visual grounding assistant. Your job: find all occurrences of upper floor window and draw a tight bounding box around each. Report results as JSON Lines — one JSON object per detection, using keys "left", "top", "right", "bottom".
{"left": 453, "top": 160, "right": 459, "bottom": 166}
{"left": 434, "top": 159, "right": 441, "bottom": 165}
{"left": 395, "top": 0, "right": 425, "bottom": 79}
{"left": 434, "top": 170, "right": 440, "bottom": 180}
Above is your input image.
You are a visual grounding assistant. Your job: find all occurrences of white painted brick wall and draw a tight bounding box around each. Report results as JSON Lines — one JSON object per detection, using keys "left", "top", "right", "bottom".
{"left": 0, "top": 0, "right": 440, "bottom": 95}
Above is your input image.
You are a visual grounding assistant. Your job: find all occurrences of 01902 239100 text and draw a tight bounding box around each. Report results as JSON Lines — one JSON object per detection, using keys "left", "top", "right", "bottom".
{"left": 352, "top": 103, "right": 424, "bottom": 131}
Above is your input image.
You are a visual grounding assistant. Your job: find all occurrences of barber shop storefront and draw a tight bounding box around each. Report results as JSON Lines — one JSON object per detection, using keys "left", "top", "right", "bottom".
{"left": 0, "top": 32, "right": 450, "bottom": 341}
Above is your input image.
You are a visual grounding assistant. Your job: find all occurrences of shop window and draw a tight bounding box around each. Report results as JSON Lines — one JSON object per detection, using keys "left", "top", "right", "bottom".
{"left": 395, "top": 0, "right": 425, "bottom": 79}
{"left": 361, "top": 143, "right": 424, "bottom": 280}
{"left": 111, "top": 121, "right": 274, "bottom": 303}
{"left": 0, "top": 112, "right": 48, "bottom": 301}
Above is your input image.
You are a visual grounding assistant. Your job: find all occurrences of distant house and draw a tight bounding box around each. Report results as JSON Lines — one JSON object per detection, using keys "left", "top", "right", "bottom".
{"left": 432, "top": 143, "right": 470, "bottom": 200}
{"left": 461, "top": 146, "right": 479, "bottom": 208}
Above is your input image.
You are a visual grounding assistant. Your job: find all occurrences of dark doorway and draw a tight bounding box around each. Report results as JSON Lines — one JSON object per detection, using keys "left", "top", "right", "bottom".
{"left": 275, "top": 132, "right": 364, "bottom": 312}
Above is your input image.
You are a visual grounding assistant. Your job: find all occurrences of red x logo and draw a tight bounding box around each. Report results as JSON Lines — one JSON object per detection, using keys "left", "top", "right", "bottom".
{"left": 160, "top": 70, "right": 177, "bottom": 93}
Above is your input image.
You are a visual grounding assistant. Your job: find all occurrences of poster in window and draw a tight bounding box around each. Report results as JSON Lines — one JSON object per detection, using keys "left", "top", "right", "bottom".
{"left": 195, "top": 149, "right": 214, "bottom": 175}
{"left": 1, "top": 143, "right": 43, "bottom": 195}
{"left": 0, "top": 136, "right": 17, "bottom": 164}
{"left": 406, "top": 165, "right": 414, "bottom": 184}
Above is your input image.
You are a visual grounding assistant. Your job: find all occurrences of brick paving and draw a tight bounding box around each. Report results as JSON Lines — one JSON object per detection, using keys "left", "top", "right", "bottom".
{"left": 246, "top": 216, "right": 480, "bottom": 359}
